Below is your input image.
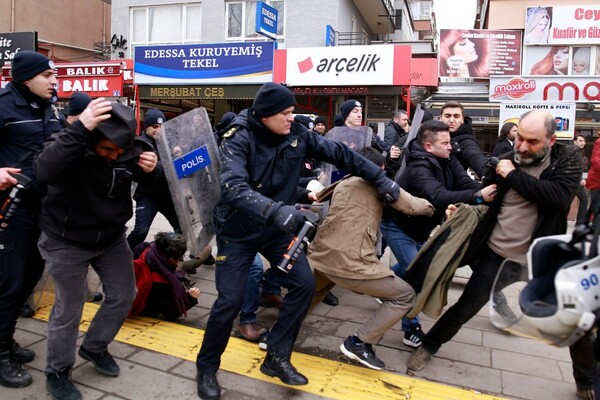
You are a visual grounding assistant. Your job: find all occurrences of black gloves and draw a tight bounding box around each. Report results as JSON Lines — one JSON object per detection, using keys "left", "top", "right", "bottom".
{"left": 272, "top": 204, "right": 306, "bottom": 233}
{"left": 374, "top": 172, "right": 400, "bottom": 202}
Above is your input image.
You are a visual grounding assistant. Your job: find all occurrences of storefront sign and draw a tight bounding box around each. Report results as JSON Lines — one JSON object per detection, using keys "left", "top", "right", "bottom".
{"left": 500, "top": 101, "right": 576, "bottom": 140}
{"left": 411, "top": 58, "right": 438, "bottom": 86}
{"left": 525, "top": 5, "right": 600, "bottom": 45}
{"left": 55, "top": 62, "right": 123, "bottom": 97}
{"left": 439, "top": 29, "right": 522, "bottom": 78}
{"left": 0, "top": 32, "right": 36, "bottom": 66}
{"left": 2, "top": 61, "right": 123, "bottom": 97}
{"left": 134, "top": 42, "right": 275, "bottom": 85}
{"left": 490, "top": 76, "right": 600, "bottom": 102}
{"left": 255, "top": 1, "right": 278, "bottom": 40}
{"left": 139, "top": 84, "right": 261, "bottom": 99}
{"left": 274, "top": 45, "right": 411, "bottom": 86}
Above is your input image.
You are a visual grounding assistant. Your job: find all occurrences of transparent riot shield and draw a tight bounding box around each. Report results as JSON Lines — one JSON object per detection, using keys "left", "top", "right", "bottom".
{"left": 321, "top": 126, "right": 373, "bottom": 186}
{"left": 155, "top": 108, "right": 221, "bottom": 256}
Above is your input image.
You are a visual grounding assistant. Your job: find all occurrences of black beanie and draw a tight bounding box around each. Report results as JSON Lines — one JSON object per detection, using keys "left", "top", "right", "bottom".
{"left": 251, "top": 82, "right": 296, "bottom": 118}
{"left": 340, "top": 99, "right": 362, "bottom": 122}
{"left": 95, "top": 103, "right": 137, "bottom": 150}
{"left": 143, "top": 108, "right": 166, "bottom": 129}
{"left": 67, "top": 92, "right": 92, "bottom": 116}
{"left": 294, "top": 115, "right": 314, "bottom": 130}
{"left": 11, "top": 51, "right": 54, "bottom": 82}
{"left": 215, "top": 112, "right": 237, "bottom": 133}
{"left": 314, "top": 116, "right": 327, "bottom": 126}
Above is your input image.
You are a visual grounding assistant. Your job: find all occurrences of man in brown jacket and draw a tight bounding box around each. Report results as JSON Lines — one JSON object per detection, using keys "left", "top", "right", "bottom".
{"left": 307, "top": 147, "right": 434, "bottom": 370}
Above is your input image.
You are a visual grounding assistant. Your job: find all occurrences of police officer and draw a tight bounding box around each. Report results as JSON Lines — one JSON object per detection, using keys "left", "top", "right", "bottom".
{"left": 196, "top": 82, "right": 400, "bottom": 400}
{"left": 126, "top": 108, "right": 181, "bottom": 251}
{"left": 0, "top": 50, "right": 62, "bottom": 388}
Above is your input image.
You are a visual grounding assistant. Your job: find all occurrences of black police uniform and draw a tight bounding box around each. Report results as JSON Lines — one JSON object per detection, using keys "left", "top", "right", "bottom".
{"left": 126, "top": 130, "right": 181, "bottom": 251}
{"left": 196, "top": 109, "right": 389, "bottom": 373}
{"left": 0, "top": 82, "right": 62, "bottom": 342}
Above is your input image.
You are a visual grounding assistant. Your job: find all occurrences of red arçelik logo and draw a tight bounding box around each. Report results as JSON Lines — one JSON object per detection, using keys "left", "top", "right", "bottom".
{"left": 297, "top": 57, "right": 313, "bottom": 73}
{"left": 492, "top": 78, "right": 536, "bottom": 99}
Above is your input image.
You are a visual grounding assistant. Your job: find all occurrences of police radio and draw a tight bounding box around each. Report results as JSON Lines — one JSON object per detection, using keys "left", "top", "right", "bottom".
{"left": 0, "top": 173, "right": 31, "bottom": 231}
{"left": 277, "top": 208, "right": 320, "bottom": 273}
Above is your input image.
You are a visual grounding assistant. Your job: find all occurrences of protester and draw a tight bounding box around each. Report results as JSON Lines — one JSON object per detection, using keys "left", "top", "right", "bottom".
{"left": 35, "top": 99, "right": 159, "bottom": 399}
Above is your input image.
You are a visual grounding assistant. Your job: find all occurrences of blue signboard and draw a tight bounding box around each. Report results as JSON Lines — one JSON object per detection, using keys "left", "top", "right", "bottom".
{"left": 326, "top": 25, "right": 336, "bottom": 47}
{"left": 173, "top": 146, "right": 212, "bottom": 179}
{"left": 134, "top": 42, "right": 275, "bottom": 84}
{"left": 256, "top": 1, "right": 278, "bottom": 40}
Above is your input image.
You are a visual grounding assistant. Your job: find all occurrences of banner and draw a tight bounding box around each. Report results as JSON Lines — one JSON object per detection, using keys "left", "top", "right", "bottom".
{"left": 490, "top": 76, "right": 600, "bottom": 103}
{"left": 134, "top": 42, "right": 275, "bottom": 85}
{"left": 525, "top": 5, "right": 600, "bottom": 46}
{"left": 439, "top": 29, "right": 522, "bottom": 78}
{"left": 500, "top": 102, "right": 576, "bottom": 140}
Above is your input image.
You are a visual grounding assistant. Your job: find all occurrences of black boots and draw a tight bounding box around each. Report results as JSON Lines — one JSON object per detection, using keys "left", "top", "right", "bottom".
{"left": 260, "top": 353, "right": 308, "bottom": 385}
{"left": 46, "top": 368, "right": 82, "bottom": 400}
{"left": 10, "top": 340, "right": 35, "bottom": 364}
{"left": 197, "top": 371, "right": 221, "bottom": 399}
{"left": 0, "top": 341, "right": 32, "bottom": 388}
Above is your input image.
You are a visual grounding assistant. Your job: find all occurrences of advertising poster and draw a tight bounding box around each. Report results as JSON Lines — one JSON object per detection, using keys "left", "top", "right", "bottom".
{"left": 525, "top": 5, "right": 600, "bottom": 46}
{"left": 524, "top": 45, "right": 599, "bottom": 76}
{"left": 439, "top": 29, "right": 522, "bottom": 78}
{"left": 500, "top": 101, "right": 576, "bottom": 140}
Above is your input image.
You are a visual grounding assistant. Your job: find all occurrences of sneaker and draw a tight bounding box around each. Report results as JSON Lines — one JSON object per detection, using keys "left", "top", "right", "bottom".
{"left": 78, "top": 346, "right": 119, "bottom": 377}
{"left": 46, "top": 369, "right": 82, "bottom": 400}
{"left": 407, "top": 346, "right": 432, "bottom": 371}
{"left": 403, "top": 325, "right": 424, "bottom": 348}
{"left": 339, "top": 336, "right": 385, "bottom": 370}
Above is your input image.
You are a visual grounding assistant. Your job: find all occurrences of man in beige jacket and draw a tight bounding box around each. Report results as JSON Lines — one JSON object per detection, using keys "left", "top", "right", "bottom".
{"left": 307, "top": 147, "right": 434, "bottom": 370}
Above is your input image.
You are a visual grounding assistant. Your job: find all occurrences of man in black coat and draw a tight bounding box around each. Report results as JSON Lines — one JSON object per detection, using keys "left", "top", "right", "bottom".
{"left": 407, "top": 111, "right": 594, "bottom": 400}
{"left": 383, "top": 109, "right": 410, "bottom": 148}
{"left": 491, "top": 122, "right": 518, "bottom": 157}
{"left": 195, "top": 83, "right": 400, "bottom": 400}
{"left": 35, "top": 100, "right": 160, "bottom": 399}
{"left": 440, "top": 101, "right": 489, "bottom": 178}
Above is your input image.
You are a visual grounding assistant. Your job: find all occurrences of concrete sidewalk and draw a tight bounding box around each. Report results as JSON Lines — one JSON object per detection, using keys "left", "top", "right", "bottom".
{"left": 7, "top": 214, "right": 584, "bottom": 400}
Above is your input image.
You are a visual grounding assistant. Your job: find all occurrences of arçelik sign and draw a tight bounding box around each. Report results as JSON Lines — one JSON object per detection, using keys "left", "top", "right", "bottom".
{"left": 274, "top": 45, "right": 411, "bottom": 86}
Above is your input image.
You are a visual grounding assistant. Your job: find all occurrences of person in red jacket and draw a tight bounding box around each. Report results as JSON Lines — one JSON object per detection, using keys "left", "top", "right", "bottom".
{"left": 130, "top": 231, "right": 200, "bottom": 321}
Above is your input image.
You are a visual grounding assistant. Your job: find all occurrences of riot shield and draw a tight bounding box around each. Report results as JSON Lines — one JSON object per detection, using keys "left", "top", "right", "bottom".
{"left": 321, "top": 126, "right": 373, "bottom": 186}
{"left": 155, "top": 108, "right": 221, "bottom": 256}
{"left": 395, "top": 104, "right": 425, "bottom": 180}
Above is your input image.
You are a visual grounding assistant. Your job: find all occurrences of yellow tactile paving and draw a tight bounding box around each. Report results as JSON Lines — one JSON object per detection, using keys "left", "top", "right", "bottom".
{"left": 34, "top": 300, "right": 505, "bottom": 400}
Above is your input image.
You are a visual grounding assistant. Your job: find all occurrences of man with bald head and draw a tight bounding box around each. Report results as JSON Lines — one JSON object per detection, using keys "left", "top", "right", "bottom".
{"left": 408, "top": 110, "right": 588, "bottom": 382}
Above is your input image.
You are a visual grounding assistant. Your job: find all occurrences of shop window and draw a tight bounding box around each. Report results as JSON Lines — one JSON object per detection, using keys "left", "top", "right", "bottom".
{"left": 130, "top": 3, "right": 202, "bottom": 57}
{"left": 225, "top": 0, "right": 284, "bottom": 41}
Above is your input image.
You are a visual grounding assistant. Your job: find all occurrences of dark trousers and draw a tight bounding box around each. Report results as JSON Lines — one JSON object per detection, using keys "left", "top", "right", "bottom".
{"left": 422, "top": 245, "right": 504, "bottom": 353}
{"left": 126, "top": 194, "right": 181, "bottom": 251}
{"left": 0, "top": 205, "right": 44, "bottom": 341}
{"left": 196, "top": 229, "right": 315, "bottom": 374}
{"left": 576, "top": 185, "right": 589, "bottom": 225}
{"left": 570, "top": 332, "right": 597, "bottom": 389}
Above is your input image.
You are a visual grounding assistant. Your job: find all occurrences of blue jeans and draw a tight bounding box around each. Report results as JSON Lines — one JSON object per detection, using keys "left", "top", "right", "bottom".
{"left": 38, "top": 232, "right": 136, "bottom": 374}
{"left": 380, "top": 219, "right": 421, "bottom": 332}
{"left": 239, "top": 254, "right": 280, "bottom": 325}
